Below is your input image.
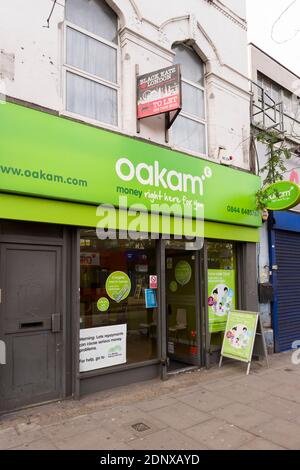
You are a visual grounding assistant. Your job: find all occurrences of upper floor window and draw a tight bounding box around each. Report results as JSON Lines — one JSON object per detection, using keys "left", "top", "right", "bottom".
{"left": 258, "top": 72, "right": 300, "bottom": 119}
{"left": 257, "top": 73, "right": 281, "bottom": 106}
{"left": 65, "top": 0, "right": 119, "bottom": 127}
{"left": 172, "top": 44, "right": 207, "bottom": 156}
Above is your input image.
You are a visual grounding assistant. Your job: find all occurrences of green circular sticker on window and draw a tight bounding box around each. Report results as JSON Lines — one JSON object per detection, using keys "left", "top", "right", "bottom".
{"left": 169, "top": 281, "right": 178, "bottom": 293}
{"left": 175, "top": 261, "right": 192, "bottom": 286}
{"left": 97, "top": 297, "right": 110, "bottom": 312}
{"left": 105, "top": 271, "right": 131, "bottom": 303}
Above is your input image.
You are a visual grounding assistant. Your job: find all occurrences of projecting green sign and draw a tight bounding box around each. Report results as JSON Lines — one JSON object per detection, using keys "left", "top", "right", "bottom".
{"left": 263, "top": 181, "right": 300, "bottom": 211}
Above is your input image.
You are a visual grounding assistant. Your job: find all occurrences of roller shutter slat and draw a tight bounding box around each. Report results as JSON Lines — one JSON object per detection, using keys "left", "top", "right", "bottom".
{"left": 275, "top": 230, "right": 300, "bottom": 352}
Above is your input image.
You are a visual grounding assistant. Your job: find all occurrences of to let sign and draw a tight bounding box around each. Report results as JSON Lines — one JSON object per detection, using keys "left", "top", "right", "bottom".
{"left": 137, "top": 65, "right": 181, "bottom": 119}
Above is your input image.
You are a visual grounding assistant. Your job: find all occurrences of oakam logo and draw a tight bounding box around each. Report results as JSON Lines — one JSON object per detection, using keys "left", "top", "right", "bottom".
{"left": 115, "top": 158, "right": 212, "bottom": 196}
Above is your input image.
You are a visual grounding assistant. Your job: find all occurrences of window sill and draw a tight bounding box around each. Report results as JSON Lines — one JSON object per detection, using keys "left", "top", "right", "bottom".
{"left": 170, "top": 143, "right": 214, "bottom": 162}
{"left": 78, "top": 359, "right": 160, "bottom": 380}
{"left": 60, "top": 110, "right": 121, "bottom": 134}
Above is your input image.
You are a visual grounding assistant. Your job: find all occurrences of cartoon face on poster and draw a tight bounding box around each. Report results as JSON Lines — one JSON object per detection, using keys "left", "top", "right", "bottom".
{"left": 222, "top": 311, "right": 258, "bottom": 363}
{"left": 226, "top": 323, "right": 250, "bottom": 350}
{"left": 208, "top": 270, "right": 236, "bottom": 333}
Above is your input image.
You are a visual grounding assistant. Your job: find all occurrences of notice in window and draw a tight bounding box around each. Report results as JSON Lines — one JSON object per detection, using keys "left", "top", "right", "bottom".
{"left": 79, "top": 324, "right": 127, "bottom": 372}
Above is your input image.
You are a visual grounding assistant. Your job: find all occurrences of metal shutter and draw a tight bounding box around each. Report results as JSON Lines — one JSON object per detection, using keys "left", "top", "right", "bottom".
{"left": 274, "top": 230, "right": 300, "bottom": 352}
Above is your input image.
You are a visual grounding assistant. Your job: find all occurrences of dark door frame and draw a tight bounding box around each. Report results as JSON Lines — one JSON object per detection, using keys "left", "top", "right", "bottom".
{"left": 159, "top": 240, "right": 203, "bottom": 378}
{"left": 0, "top": 223, "right": 71, "bottom": 412}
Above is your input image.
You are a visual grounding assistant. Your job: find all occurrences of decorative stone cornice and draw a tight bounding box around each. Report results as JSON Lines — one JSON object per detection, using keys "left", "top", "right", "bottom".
{"left": 202, "top": 0, "right": 247, "bottom": 30}
{"left": 129, "top": 0, "right": 247, "bottom": 31}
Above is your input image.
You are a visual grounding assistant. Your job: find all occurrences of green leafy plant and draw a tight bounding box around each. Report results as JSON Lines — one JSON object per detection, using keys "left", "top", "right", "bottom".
{"left": 255, "top": 129, "right": 292, "bottom": 211}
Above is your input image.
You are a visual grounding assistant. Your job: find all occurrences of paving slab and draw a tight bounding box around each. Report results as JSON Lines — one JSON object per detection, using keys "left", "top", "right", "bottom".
{"left": 251, "top": 395, "right": 300, "bottom": 422}
{"left": 252, "top": 418, "right": 300, "bottom": 450}
{"left": 13, "top": 438, "right": 59, "bottom": 450}
{"left": 147, "top": 402, "right": 211, "bottom": 431}
{"left": 224, "top": 373, "right": 283, "bottom": 392}
{"left": 91, "top": 406, "right": 168, "bottom": 443}
{"left": 55, "top": 429, "right": 132, "bottom": 450}
{"left": 269, "top": 383, "right": 300, "bottom": 403}
{"left": 266, "top": 369, "right": 300, "bottom": 386}
{"left": 129, "top": 428, "right": 208, "bottom": 450}
{"left": 136, "top": 396, "right": 178, "bottom": 412}
{"left": 217, "top": 383, "right": 269, "bottom": 405}
{"left": 210, "top": 402, "right": 273, "bottom": 430}
{"left": 0, "top": 426, "right": 45, "bottom": 451}
{"left": 237, "top": 437, "right": 287, "bottom": 450}
{"left": 183, "top": 418, "right": 255, "bottom": 450}
{"left": 41, "top": 414, "right": 102, "bottom": 441}
{"left": 176, "top": 389, "right": 235, "bottom": 412}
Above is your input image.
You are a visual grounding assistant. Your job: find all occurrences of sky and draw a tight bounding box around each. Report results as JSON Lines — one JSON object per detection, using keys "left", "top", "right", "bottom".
{"left": 246, "top": 0, "right": 300, "bottom": 77}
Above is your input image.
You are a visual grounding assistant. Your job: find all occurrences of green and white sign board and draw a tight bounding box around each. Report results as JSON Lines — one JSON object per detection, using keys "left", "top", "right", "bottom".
{"left": 0, "top": 103, "right": 261, "bottom": 227}
{"left": 221, "top": 310, "right": 258, "bottom": 363}
{"left": 208, "top": 270, "right": 236, "bottom": 333}
{"left": 263, "top": 181, "right": 300, "bottom": 211}
{"left": 220, "top": 310, "right": 268, "bottom": 375}
{"left": 105, "top": 272, "right": 131, "bottom": 303}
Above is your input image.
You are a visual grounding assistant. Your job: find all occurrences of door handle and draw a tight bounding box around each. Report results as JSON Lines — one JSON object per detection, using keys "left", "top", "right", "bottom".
{"left": 0, "top": 339, "right": 6, "bottom": 365}
{"left": 51, "top": 314, "right": 61, "bottom": 333}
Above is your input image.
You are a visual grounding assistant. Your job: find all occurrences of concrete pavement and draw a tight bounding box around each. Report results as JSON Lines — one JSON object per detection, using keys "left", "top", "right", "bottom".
{"left": 1, "top": 352, "right": 300, "bottom": 450}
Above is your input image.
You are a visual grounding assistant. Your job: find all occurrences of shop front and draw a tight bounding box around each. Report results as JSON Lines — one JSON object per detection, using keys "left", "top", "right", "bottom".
{"left": 0, "top": 102, "right": 261, "bottom": 412}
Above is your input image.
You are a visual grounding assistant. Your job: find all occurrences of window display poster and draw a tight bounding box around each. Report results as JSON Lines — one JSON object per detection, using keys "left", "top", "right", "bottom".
{"left": 80, "top": 252, "right": 100, "bottom": 266}
{"left": 145, "top": 289, "right": 158, "bottom": 309}
{"left": 221, "top": 310, "right": 258, "bottom": 363}
{"left": 105, "top": 271, "right": 131, "bottom": 303}
{"left": 208, "top": 270, "right": 236, "bottom": 333}
{"left": 79, "top": 324, "right": 127, "bottom": 372}
{"left": 175, "top": 261, "right": 192, "bottom": 286}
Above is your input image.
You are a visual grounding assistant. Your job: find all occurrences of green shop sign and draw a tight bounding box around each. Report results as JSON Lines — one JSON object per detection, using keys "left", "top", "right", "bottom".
{"left": 263, "top": 181, "right": 300, "bottom": 211}
{"left": 0, "top": 103, "right": 261, "bottom": 227}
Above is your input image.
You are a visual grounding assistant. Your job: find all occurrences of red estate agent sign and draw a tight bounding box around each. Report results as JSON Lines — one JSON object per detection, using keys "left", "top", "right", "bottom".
{"left": 149, "top": 275, "right": 158, "bottom": 289}
{"left": 137, "top": 65, "right": 181, "bottom": 119}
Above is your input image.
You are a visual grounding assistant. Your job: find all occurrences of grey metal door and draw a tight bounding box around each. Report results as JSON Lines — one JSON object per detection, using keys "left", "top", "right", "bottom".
{"left": 0, "top": 244, "right": 63, "bottom": 412}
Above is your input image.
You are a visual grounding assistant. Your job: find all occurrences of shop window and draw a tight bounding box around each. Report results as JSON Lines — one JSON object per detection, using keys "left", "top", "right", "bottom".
{"left": 172, "top": 43, "right": 207, "bottom": 156}
{"left": 207, "top": 241, "right": 237, "bottom": 348}
{"left": 80, "top": 231, "right": 158, "bottom": 371}
{"left": 65, "top": 0, "right": 119, "bottom": 126}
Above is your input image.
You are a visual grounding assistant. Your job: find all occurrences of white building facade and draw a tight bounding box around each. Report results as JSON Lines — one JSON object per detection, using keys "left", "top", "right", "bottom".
{"left": 0, "top": 1, "right": 262, "bottom": 412}
{"left": 0, "top": 0, "right": 252, "bottom": 166}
